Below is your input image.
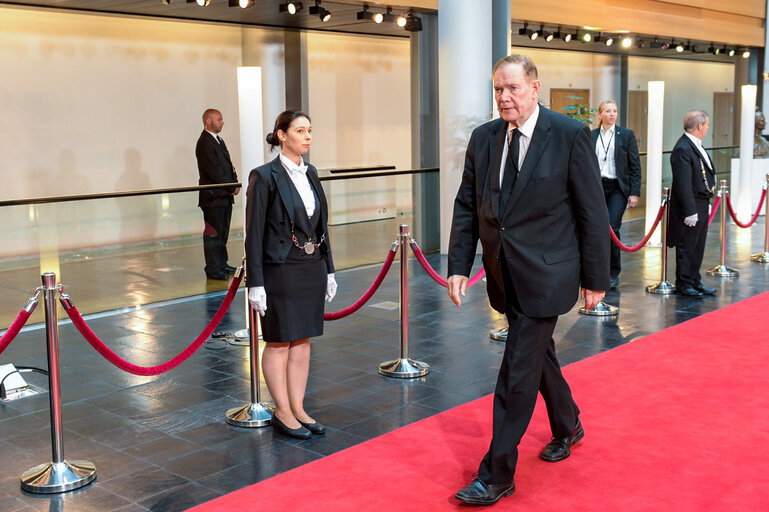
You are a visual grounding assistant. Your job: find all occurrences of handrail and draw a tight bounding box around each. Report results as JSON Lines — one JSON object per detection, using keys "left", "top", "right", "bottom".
{"left": 0, "top": 168, "right": 439, "bottom": 207}
{"left": 327, "top": 165, "right": 396, "bottom": 174}
{"left": 638, "top": 144, "right": 738, "bottom": 157}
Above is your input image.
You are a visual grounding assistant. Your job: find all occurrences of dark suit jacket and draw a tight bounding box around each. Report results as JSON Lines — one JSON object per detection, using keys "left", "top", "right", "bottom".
{"left": 196, "top": 130, "right": 238, "bottom": 207}
{"left": 591, "top": 125, "right": 642, "bottom": 198}
{"left": 667, "top": 133, "right": 716, "bottom": 246}
{"left": 245, "top": 156, "right": 334, "bottom": 288}
{"left": 448, "top": 106, "right": 610, "bottom": 318}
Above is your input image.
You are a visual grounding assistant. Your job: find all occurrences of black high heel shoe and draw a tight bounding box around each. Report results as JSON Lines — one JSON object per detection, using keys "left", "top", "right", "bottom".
{"left": 299, "top": 420, "right": 326, "bottom": 435}
{"left": 272, "top": 415, "right": 311, "bottom": 440}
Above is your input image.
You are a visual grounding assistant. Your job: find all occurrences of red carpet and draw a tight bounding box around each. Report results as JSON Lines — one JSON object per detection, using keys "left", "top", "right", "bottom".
{"left": 190, "top": 293, "right": 769, "bottom": 511}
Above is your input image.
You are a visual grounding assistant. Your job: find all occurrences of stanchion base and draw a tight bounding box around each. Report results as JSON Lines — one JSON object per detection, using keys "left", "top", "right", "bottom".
{"left": 646, "top": 281, "right": 676, "bottom": 294}
{"left": 579, "top": 301, "right": 618, "bottom": 316}
{"left": 225, "top": 402, "right": 273, "bottom": 428}
{"left": 706, "top": 265, "right": 739, "bottom": 277}
{"left": 378, "top": 358, "right": 429, "bottom": 378}
{"left": 489, "top": 327, "right": 508, "bottom": 341}
{"left": 233, "top": 329, "right": 250, "bottom": 340}
{"left": 751, "top": 252, "right": 769, "bottom": 263}
{"left": 21, "top": 460, "right": 96, "bottom": 494}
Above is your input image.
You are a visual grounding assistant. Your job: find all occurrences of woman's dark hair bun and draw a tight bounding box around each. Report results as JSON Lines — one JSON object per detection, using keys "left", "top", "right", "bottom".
{"left": 266, "top": 132, "right": 278, "bottom": 146}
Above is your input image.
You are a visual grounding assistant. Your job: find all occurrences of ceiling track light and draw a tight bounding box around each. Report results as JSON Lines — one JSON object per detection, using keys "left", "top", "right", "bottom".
{"left": 582, "top": 31, "right": 592, "bottom": 43}
{"left": 518, "top": 23, "right": 535, "bottom": 40}
{"left": 309, "top": 0, "right": 331, "bottom": 22}
{"left": 742, "top": 48, "right": 751, "bottom": 58}
{"left": 396, "top": 13, "right": 407, "bottom": 27}
{"left": 728, "top": 48, "right": 736, "bottom": 57}
{"left": 553, "top": 27, "right": 572, "bottom": 43}
{"left": 161, "top": 0, "right": 172, "bottom": 5}
{"left": 382, "top": 7, "right": 398, "bottom": 23}
{"left": 228, "top": 0, "right": 254, "bottom": 7}
{"left": 674, "top": 42, "right": 685, "bottom": 52}
{"left": 187, "top": 0, "right": 210, "bottom": 6}
{"left": 605, "top": 34, "right": 615, "bottom": 47}
{"left": 279, "top": 1, "right": 303, "bottom": 14}
{"left": 621, "top": 36, "right": 633, "bottom": 48}
{"left": 357, "top": 5, "right": 383, "bottom": 23}
{"left": 403, "top": 10, "right": 422, "bottom": 32}
{"left": 535, "top": 25, "right": 552, "bottom": 42}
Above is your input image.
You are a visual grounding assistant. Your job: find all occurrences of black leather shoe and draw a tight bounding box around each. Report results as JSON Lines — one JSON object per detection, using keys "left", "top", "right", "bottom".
{"left": 299, "top": 420, "right": 326, "bottom": 435}
{"left": 695, "top": 284, "right": 717, "bottom": 296}
{"left": 223, "top": 265, "right": 237, "bottom": 274}
{"left": 609, "top": 276, "right": 619, "bottom": 289}
{"left": 272, "top": 415, "right": 311, "bottom": 440}
{"left": 455, "top": 477, "right": 514, "bottom": 505}
{"left": 540, "top": 419, "right": 584, "bottom": 462}
{"left": 676, "top": 286, "right": 704, "bottom": 298}
{"left": 206, "top": 272, "right": 229, "bottom": 281}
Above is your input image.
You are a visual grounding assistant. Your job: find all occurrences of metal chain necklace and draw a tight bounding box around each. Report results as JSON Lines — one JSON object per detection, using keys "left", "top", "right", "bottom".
{"left": 700, "top": 159, "right": 714, "bottom": 196}
{"left": 290, "top": 221, "right": 325, "bottom": 254}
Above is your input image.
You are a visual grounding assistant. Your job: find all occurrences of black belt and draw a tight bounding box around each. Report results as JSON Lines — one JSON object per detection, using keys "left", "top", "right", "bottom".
{"left": 601, "top": 177, "right": 618, "bottom": 183}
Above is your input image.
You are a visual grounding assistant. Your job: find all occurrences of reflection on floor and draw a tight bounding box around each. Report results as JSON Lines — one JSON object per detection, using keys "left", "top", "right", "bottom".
{"left": 0, "top": 216, "right": 767, "bottom": 511}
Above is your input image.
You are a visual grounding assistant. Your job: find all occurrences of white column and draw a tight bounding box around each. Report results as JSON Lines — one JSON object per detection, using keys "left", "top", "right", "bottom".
{"left": 439, "top": 0, "right": 493, "bottom": 253}
{"left": 737, "top": 84, "right": 757, "bottom": 219}
{"left": 646, "top": 81, "right": 665, "bottom": 245}
{"left": 592, "top": 54, "right": 621, "bottom": 109}
{"left": 236, "top": 67, "right": 265, "bottom": 176}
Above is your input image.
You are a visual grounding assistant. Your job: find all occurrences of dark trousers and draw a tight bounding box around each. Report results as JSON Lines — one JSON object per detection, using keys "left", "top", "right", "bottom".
{"left": 201, "top": 204, "right": 232, "bottom": 276}
{"left": 603, "top": 178, "right": 627, "bottom": 279}
{"left": 674, "top": 199, "right": 710, "bottom": 288}
{"left": 478, "top": 258, "right": 580, "bottom": 485}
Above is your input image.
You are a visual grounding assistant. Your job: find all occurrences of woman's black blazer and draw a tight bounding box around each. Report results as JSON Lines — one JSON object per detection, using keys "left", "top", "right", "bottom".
{"left": 245, "top": 156, "right": 334, "bottom": 288}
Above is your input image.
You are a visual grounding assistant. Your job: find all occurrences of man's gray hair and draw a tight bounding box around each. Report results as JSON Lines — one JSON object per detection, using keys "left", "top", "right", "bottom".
{"left": 493, "top": 54, "right": 538, "bottom": 82}
{"left": 684, "top": 110, "right": 709, "bottom": 132}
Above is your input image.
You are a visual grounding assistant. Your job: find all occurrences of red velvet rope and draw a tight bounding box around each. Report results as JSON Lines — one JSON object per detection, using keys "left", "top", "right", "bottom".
{"left": 324, "top": 249, "right": 397, "bottom": 321}
{"left": 725, "top": 189, "right": 767, "bottom": 228}
{"left": 609, "top": 204, "right": 665, "bottom": 252}
{"left": 410, "top": 242, "right": 486, "bottom": 288}
{"left": 708, "top": 196, "right": 721, "bottom": 227}
{"left": 0, "top": 310, "right": 32, "bottom": 356}
{"left": 64, "top": 272, "right": 243, "bottom": 376}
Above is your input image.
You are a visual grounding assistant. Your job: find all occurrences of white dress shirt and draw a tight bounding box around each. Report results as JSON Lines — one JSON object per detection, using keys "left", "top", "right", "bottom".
{"left": 684, "top": 132, "right": 712, "bottom": 169}
{"left": 205, "top": 130, "right": 221, "bottom": 143}
{"left": 596, "top": 124, "right": 617, "bottom": 179}
{"left": 279, "top": 153, "right": 315, "bottom": 217}
{"left": 499, "top": 104, "right": 540, "bottom": 186}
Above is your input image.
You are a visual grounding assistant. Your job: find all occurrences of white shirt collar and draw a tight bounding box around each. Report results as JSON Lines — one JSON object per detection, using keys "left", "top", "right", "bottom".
{"left": 507, "top": 104, "right": 540, "bottom": 139}
{"left": 601, "top": 124, "right": 616, "bottom": 137}
{"left": 279, "top": 153, "right": 307, "bottom": 175}
{"left": 685, "top": 131, "right": 703, "bottom": 148}
{"left": 205, "top": 129, "right": 221, "bottom": 141}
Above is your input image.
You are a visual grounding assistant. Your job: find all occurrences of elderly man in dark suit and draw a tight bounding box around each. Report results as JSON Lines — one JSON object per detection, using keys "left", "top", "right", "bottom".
{"left": 447, "top": 54, "right": 610, "bottom": 506}
{"left": 667, "top": 110, "right": 717, "bottom": 298}
{"left": 196, "top": 108, "right": 240, "bottom": 280}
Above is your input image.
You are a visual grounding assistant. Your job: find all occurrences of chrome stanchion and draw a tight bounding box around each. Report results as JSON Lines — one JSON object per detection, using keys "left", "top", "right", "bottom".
{"left": 21, "top": 273, "right": 96, "bottom": 494}
{"left": 226, "top": 268, "right": 273, "bottom": 427}
{"left": 751, "top": 174, "right": 769, "bottom": 263}
{"left": 579, "top": 300, "right": 618, "bottom": 316}
{"left": 489, "top": 326, "right": 508, "bottom": 341}
{"left": 379, "top": 225, "right": 429, "bottom": 378}
{"left": 707, "top": 181, "right": 739, "bottom": 277}
{"left": 647, "top": 188, "right": 676, "bottom": 294}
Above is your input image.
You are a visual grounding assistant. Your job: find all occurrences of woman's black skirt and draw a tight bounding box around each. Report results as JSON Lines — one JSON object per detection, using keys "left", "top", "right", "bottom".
{"left": 261, "top": 250, "right": 326, "bottom": 343}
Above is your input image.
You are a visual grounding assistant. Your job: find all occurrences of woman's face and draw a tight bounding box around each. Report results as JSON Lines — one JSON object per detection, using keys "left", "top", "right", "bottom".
{"left": 279, "top": 116, "right": 312, "bottom": 157}
{"left": 599, "top": 103, "right": 618, "bottom": 128}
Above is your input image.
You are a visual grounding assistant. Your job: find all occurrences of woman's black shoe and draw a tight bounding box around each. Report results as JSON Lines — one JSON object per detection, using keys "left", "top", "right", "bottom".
{"left": 272, "top": 415, "right": 311, "bottom": 439}
{"left": 299, "top": 420, "right": 326, "bottom": 435}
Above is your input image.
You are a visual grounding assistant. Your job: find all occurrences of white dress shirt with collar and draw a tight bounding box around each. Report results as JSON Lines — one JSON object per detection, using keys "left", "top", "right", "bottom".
{"left": 684, "top": 132, "right": 712, "bottom": 169}
{"left": 499, "top": 104, "right": 540, "bottom": 187}
{"left": 279, "top": 153, "right": 316, "bottom": 217}
{"left": 596, "top": 124, "right": 617, "bottom": 179}
{"left": 205, "top": 129, "right": 221, "bottom": 143}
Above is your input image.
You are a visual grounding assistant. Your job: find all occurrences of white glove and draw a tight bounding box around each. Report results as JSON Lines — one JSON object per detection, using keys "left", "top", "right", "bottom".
{"left": 684, "top": 213, "right": 698, "bottom": 227}
{"left": 248, "top": 287, "right": 267, "bottom": 316}
{"left": 326, "top": 273, "right": 337, "bottom": 303}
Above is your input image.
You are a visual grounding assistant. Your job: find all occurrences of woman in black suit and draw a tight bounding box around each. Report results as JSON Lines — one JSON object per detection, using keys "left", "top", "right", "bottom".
{"left": 591, "top": 100, "right": 642, "bottom": 288}
{"left": 245, "top": 110, "right": 336, "bottom": 439}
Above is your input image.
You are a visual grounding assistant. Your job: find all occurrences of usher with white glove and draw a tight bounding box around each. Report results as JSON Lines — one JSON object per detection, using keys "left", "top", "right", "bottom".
{"left": 683, "top": 213, "right": 698, "bottom": 227}
{"left": 248, "top": 287, "right": 267, "bottom": 316}
{"left": 326, "top": 273, "right": 337, "bottom": 303}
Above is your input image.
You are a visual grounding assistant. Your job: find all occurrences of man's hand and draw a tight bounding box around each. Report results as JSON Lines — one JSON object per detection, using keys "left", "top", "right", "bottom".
{"left": 684, "top": 213, "right": 698, "bottom": 227}
{"left": 232, "top": 186, "right": 241, "bottom": 196}
{"left": 581, "top": 288, "right": 605, "bottom": 310}
{"left": 447, "top": 275, "right": 469, "bottom": 307}
{"left": 627, "top": 195, "right": 639, "bottom": 208}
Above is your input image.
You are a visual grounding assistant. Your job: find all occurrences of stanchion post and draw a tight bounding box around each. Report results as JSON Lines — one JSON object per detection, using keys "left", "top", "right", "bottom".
{"left": 226, "top": 267, "right": 273, "bottom": 427}
{"left": 379, "top": 225, "right": 429, "bottom": 378}
{"left": 21, "top": 273, "right": 96, "bottom": 494}
{"left": 707, "top": 181, "right": 739, "bottom": 277}
{"left": 751, "top": 174, "right": 769, "bottom": 263}
{"left": 647, "top": 188, "right": 676, "bottom": 294}
{"left": 489, "top": 326, "right": 508, "bottom": 341}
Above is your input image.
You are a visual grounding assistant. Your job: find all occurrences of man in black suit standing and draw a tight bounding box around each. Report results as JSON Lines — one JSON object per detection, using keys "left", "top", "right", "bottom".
{"left": 196, "top": 108, "right": 240, "bottom": 280}
{"left": 592, "top": 100, "right": 642, "bottom": 288}
{"left": 667, "top": 110, "right": 717, "bottom": 298}
{"left": 447, "top": 55, "right": 609, "bottom": 505}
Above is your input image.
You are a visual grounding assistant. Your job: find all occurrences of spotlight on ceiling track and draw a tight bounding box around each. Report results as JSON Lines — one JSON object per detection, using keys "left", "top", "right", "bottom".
{"left": 675, "top": 42, "right": 685, "bottom": 53}
{"left": 537, "top": 25, "right": 553, "bottom": 42}
{"left": 519, "top": 23, "right": 536, "bottom": 39}
{"left": 581, "top": 31, "right": 592, "bottom": 43}
{"left": 553, "top": 27, "right": 572, "bottom": 42}
{"left": 742, "top": 48, "right": 751, "bottom": 58}
{"left": 382, "top": 7, "right": 397, "bottom": 23}
{"left": 228, "top": 0, "right": 253, "bottom": 7}
{"left": 728, "top": 48, "right": 736, "bottom": 57}
{"left": 279, "top": 1, "right": 303, "bottom": 14}
{"left": 187, "top": 0, "right": 210, "bottom": 6}
{"left": 396, "top": 14, "right": 407, "bottom": 27}
{"left": 650, "top": 38, "right": 662, "bottom": 49}
{"left": 357, "top": 5, "right": 382, "bottom": 23}
{"left": 403, "top": 10, "right": 422, "bottom": 32}
{"left": 708, "top": 44, "right": 720, "bottom": 55}
{"left": 621, "top": 36, "right": 633, "bottom": 48}
{"left": 309, "top": 0, "right": 331, "bottom": 22}
{"left": 161, "top": 0, "right": 172, "bottom": 5}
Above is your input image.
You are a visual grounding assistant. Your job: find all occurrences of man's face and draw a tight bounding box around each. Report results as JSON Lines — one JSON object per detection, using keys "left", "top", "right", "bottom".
{"left": 757, "top": 114, "right": 766, "bottom": 131}
{"left": 693, "top": 117, "right": 710, "bottom": 140}
{"left": 207, "top": 112, "right": 224, "bottom": 134}
{"left": 493, "top": 63, "right": 541, "bottom": 127}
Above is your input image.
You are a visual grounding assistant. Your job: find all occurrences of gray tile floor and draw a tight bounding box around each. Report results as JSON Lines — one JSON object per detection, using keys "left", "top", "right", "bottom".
{"left": 1, "top": 215, "right": 768, "bottom": 511}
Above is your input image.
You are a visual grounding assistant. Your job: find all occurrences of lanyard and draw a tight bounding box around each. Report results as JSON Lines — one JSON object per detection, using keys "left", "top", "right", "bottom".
{"left": 598, "top": 128, "right": 615, "bottom": 170}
